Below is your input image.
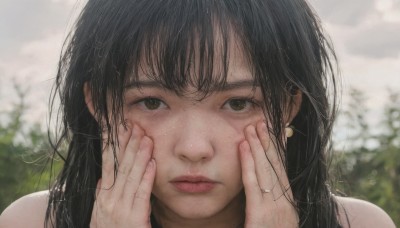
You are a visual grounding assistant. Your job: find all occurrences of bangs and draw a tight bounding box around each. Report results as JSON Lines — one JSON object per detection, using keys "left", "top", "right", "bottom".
{"left": 118, "top": 1, "right": 252, "bottom": 97}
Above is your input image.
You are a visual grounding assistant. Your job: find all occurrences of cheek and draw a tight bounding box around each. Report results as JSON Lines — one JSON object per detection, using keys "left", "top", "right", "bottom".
{"left": 122, "top": 112, "right": 176, "bottom": 157}
{"left": 123, "top": 110, "right": 171, "bottom": 136}
{"left": 223, "top": 112, "right": 266, "bottom": 141}
{"left": 121, "top": 112, "right": 164, "bottom": 164}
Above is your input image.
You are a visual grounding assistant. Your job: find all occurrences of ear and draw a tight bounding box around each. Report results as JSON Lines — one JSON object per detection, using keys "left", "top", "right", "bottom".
{"left": 285, "top": 90, "right": 302, "bottom": 125}
{"left": 84, "top": 82, "right": 96, "bottom": 117}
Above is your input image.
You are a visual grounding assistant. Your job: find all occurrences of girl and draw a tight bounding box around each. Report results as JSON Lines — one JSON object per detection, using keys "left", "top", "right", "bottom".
{"left": 0, "top": 0, "right": 395, "bottom": 227}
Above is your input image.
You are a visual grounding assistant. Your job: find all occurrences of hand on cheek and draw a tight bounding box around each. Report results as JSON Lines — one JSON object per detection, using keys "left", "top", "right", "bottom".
{"left": 239, "top": 121, "right": 298, "bottom": 228}
{"left": 90, "top": 123, "right": 156, "bottom": 228}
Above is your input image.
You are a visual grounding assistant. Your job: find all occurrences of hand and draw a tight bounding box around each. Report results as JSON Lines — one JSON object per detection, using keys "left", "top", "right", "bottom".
{"left": 90, "top": 124, "right": 156, "bottom": 228}
{"left": 240, "top": 121, "right": 299, "bottom": 228}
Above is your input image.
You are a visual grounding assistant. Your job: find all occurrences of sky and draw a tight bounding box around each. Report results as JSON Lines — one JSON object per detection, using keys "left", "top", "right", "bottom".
{"left": 0, "top": 0, "right": 399, "bottom": 140}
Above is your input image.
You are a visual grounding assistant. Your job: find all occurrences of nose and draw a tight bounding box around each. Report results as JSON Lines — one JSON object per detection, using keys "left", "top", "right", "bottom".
{"left": 173, "top": 110, "right": 215, "bottom": 163}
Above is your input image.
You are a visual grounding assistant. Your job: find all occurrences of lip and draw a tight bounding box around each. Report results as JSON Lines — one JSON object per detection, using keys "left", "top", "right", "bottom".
{"left": 170, "top": 175, "right": 217, "bottom": 193}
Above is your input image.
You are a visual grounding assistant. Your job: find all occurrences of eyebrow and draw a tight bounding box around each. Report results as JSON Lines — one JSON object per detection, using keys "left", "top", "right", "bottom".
{"left": 124, "top": 79, "right": 259, "bottom": 91}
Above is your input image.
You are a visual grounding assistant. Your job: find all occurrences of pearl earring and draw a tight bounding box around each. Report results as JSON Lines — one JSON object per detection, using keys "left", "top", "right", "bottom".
{"left": 285, "top": 125, "right": 294, "bottom": 138}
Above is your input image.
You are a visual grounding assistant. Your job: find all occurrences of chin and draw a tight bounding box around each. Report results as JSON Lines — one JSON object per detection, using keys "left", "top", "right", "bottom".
{"left": 173, "top": 203, "right": 221, "bottom": 220}
{"left": 175, "top": 211, "right": 215, "bottom": 220}
{"left": 154, "top": 194, "right": 230, "bottom": 220}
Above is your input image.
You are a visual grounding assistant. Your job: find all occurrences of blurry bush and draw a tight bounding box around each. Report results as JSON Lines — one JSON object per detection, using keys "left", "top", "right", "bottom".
{"left": 333, "top": 88, "right": 400, "bottom": 226}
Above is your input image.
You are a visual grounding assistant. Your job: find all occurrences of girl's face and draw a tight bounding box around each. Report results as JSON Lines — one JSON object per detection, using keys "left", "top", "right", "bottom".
{"left": 122, "top": 45, "right": 266, "bottom": 222}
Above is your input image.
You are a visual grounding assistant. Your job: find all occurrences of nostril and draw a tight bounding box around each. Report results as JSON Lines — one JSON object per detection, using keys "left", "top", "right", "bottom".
{"left": 175, "top": 138, "right": 214, "bottom": 162}
{"left": 178, "top": 153, "right": 211, "bottom": 163}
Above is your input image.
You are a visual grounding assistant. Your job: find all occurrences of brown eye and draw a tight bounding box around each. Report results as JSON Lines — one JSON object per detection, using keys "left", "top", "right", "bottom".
{"left": 143, "top": 98, "right": 163, "bottom": 110}
{"left": 227, "top": 99, "right": 248, "bottom": 111}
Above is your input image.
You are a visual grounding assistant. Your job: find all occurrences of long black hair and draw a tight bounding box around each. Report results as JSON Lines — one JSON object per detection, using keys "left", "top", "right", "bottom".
{"left": 46, "top": 0, "right": 342, "bottom": 227}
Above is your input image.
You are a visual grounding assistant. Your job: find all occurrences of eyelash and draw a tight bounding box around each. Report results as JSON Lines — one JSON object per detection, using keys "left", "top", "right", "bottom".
{"left": 128, "top": 96, "right": 261, "bottom": 112}
{"left": 222, "top": 97, "right": 261, "bottom": 112}
{"left": 130, "top": 96, "right": 168, "bottom": 111}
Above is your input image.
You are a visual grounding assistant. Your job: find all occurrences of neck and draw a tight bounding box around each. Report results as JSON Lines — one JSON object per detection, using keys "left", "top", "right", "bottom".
{"left": 151, "top": 192, "right": 245, "bottom": 228}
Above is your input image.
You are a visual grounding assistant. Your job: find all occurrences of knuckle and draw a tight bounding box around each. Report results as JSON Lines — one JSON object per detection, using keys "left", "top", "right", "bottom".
{"left": 126, "top": 174, "right": 137, "bottom": 184}
{"left": 103, "top": 164, "right": 115, "bottom": 174}
{"left": 113, "top": 209, "right": 128, "bottom": 222}
{"left": 134, "top": 189, "right": 149, "bottom": 201}
{"left": 97, "top": 198, "right": 113, "bottom": 214}
{"left": 118, "top": 165, "right": 129, "bottom": 175}
{"left": 104, "top": 205, "right": 114, "bottom": 215}
{"left": 99, "top": 182, "right": 114, "bottom": 192}
{"left": 262, "top": 160, "right": 271, "bottom": 169}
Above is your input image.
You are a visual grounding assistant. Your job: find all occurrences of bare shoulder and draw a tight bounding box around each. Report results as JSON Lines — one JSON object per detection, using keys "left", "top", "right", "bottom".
{"left": 335, "top": 196, "right": 396, "bottom": 228}
{"left": 0, "top": 190, "right": 50, "bottom": 228}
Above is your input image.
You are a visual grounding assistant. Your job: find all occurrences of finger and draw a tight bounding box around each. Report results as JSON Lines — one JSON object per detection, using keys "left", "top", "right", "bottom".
{"left": 256, "top": 122, "right": 290, "bottom": 191}
{"left": 256, "top": 122, "right": 282, "bottom": 173}
{"left": 239, "top": 140, "right": 262, "bottom": 207}
{"left": 101, "top": 124, "right": 132, "bottom": 191}
{"left": 115, "top": 121, "right": 133, "bottom": 163}
{"left": 90, "top": 209, "right": 98, "bottom": 228}
{"left": 110, "top": 124, "right": 144, "bottom": 200}
{"left": 244, "top": 124, "right": 276, "bottom": 197}
{"left": 121, "top": 136, "right": 153, "bottom": 205}
{"left": 91, "top": 179, "right": 101, "bottom": 228}
{"left": 121, "top": 124, "right": 144, "bottom": 165}
{"left": 100, "top": 131, "right": 121, "bottom": 191}
{"left": 131, "top": 158, "right": 156, "bottom": 217}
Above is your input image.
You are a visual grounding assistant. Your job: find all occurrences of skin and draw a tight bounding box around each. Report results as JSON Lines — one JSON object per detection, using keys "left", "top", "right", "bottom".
{"left": 0, "top": 43, "right": 396, "bottom": 228}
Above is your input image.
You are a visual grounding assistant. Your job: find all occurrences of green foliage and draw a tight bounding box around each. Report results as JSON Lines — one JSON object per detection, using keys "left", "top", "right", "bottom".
{"left": 333, "top": 88, "right": 400, "bottom": 226}
{"left": 0, "top": 85, "right": 62, "bottom": 212}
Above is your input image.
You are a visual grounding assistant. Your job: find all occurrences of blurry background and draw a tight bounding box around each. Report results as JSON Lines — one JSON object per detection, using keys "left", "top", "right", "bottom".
{"left": 0, "top": 0, "right": 399, "bottom": 225}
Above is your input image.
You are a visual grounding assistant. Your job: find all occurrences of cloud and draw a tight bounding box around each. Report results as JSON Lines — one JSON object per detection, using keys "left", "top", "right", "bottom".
{"left": 0, "top": 0, "right": 83, "bottom": 125}
{"left": 0, "top": 31, "right": 64, "bottom": 125}
{"left": 309, "top": 0, "right": 400, "bottom": 133}
{"left": 310, "top": 0, "right": 377, "bottom": 26}
{"left": 0, "top": 0, "right": 78, "bottom": 57}
{"left": 50, "top": 0, "right": 84, "bottom": 5}
{"left": 345, "top": 22, "right": 400, "bottom": 58}
{"left": 310, "top": 0, "right": 400, "bottom": 59}
{"left": 381, "top": 1, "right": 400, "bottom": 22}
